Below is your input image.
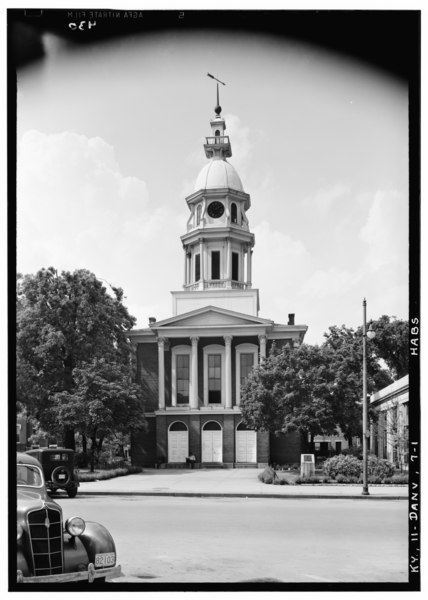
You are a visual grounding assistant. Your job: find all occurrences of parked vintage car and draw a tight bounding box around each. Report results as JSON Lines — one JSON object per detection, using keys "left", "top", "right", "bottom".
{"left": 25, "top": 446, "right": 79, "bottom": 497}
{"left": 16, "top": 452, "right": 121, "bottom": 583}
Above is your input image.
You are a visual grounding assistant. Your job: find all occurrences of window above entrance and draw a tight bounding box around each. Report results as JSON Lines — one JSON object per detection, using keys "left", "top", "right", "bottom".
{"left": 171, "top": 345, "right": 192, "bottom": 407}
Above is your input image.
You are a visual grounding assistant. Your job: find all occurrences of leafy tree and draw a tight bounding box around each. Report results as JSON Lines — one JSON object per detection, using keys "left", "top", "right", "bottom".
{"left": 240, "top": 316, "right": 407, "bottom": 450}
{"left": 240, "top": 344, "right": 337, "bottom": 448}
{"left": 16, "top": 267, "right": 146, "bottom": 455}
{"left": 322, "top": 325, "right": 393, "bottom": 445}
{"left": 52, "top": 358, "right": 145, "bottom": 470}
{"left": 369, "top": 315, "right": 409, "bottom": 380}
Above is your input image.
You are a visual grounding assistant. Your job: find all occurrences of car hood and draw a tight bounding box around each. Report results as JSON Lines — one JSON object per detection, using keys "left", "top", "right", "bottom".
{"left": 17, "top": 488, "right": 62, "bottom": 519}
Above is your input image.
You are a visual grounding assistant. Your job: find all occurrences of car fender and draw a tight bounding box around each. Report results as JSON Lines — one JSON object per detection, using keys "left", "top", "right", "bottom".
{"left": 78, "top": 522, "right": 117, "bottom": 565}
{"left": 17, "top": 549, "right": 30, "bottom": 577}
{"left": 63, "top": 533, "right": 92, "bottom": 573}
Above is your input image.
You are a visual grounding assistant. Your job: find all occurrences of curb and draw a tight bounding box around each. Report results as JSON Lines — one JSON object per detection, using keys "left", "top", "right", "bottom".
{"left": 77, "top": 491, "right": 408, "bottom": 500}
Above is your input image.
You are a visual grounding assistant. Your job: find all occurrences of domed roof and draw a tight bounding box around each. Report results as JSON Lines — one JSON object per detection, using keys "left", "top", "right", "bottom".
{"left": 194, "top": 159, "right": 243, "bottom": 192}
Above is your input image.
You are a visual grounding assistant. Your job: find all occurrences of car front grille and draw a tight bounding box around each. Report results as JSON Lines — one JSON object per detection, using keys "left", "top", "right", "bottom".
{"left": 27, "top": 507, "right": 63, "bottom": 576}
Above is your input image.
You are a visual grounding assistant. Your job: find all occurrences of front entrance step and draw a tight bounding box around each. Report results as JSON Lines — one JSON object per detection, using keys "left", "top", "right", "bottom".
{"left": 233, "top": 463, "right": 258, "bottom": 468}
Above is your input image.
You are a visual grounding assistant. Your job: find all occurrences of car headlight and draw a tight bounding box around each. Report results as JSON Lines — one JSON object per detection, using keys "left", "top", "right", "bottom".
{"left": 17, "top": 522, "right": 24, "bottom": 541}
{"left": 65, "top": 516, "right": 86, "bottom": 536}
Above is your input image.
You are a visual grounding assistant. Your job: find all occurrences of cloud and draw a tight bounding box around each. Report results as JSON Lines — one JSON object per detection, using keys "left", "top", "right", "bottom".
{"left": 299, "top": 267, "right": 363, "bottom": 300}
{"left": 359, "top": 189, "right": 408, "bottom": 271}
{"left": 252, "top": 221, "right": 312, "bottom": 320}
{"left": 301, "top": 182, "right": 351, "bottom": 215}
{"left": 16, "top": 130, "right": 181, "bottom": 323}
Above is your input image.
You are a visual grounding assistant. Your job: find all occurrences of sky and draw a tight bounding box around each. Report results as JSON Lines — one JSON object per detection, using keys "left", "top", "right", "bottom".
{"left": 14, "top": 11, "right": 412, "bottom": 346}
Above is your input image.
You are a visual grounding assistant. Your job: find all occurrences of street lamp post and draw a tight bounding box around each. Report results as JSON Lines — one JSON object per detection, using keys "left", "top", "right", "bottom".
{"left": 362, "top": 298, "right": 376, "bottom": 496}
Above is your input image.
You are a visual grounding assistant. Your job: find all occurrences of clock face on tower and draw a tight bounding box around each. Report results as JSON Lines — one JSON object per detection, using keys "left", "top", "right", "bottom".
{"left": 207, "top": 201, "right": 225, "bottom": 219}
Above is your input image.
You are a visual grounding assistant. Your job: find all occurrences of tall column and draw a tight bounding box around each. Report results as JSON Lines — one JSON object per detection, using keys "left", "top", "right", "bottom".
{"left": 258, "top": 334, "right": 267, "bottom": 361}
{"left": 199, "top": 238, "right": 204, "bottom": 289}
{"left": 183, "top": 248, "right": 188, "bottom": 285}
{"left": 190, "top": 336, "right": 199, "bottom": 409}
{"left": 157, "top": 337, "right": 167, "bottom": 409}
{"left": 246, "top": 246, "right": 252, "bottom": 287}
{"left": 224, "top": 335, "right": 233, "bottom": 409}
{"left": 226, "top": 238, "right": 231, "bottom": 287}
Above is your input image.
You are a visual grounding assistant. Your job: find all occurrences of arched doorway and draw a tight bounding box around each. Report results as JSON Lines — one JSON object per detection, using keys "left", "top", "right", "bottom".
{"left": 202, "top": 421, "right": 223, "bottom": 463}
{"left": 236, "top": 422, "right": 257, "bottom": 463}
{"left": 168, "top": 421, "right": 189, "bottom": 463}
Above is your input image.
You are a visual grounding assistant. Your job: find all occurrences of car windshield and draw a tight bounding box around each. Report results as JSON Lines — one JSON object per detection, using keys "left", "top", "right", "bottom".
{"left": 17, "top": 464, "right": 43, "bottom": 487}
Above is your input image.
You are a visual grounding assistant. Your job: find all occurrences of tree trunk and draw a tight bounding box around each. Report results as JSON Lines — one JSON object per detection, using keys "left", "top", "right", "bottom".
{"left": 64, "top": 428, "right": 75, "bottom": 450}
{"left": 300, "top": 430, "right": 310, "bottom": 453}
{"left": 90, "top": 434, "right": 97, "bottom": 472}
{"left": 96, "top": 435, "right": 105, "bottom": 455}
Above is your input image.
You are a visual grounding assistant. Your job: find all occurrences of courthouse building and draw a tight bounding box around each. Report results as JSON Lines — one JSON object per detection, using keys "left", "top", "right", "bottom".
{"left": 130, "top": 98, "right": 308, "bottom": 467}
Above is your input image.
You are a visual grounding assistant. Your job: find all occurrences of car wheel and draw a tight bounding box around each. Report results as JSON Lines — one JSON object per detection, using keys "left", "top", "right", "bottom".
{"left": 66, "top": 486, "right": 78, "bottom": 498}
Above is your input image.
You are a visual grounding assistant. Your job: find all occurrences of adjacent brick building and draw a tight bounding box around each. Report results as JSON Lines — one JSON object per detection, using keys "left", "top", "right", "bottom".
{"left": 129, "top": 96, "right": 307, "bottom": 468}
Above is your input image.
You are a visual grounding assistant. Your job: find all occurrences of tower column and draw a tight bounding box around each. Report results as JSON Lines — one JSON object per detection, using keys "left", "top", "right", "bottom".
{"left": 199, "top": 238, "right": 204, "bottom": 289}
{"left": 190, "top": 336, "right": 199, "bottom": 409}
{"left": 183, "top": 248, "right": 188, "bottom": 286}
{"left": 157, "top": 337, "right": 167, "bottom": 409}
{"left": 246, "top": 246, "right": 252, "bottom": 287}
{"left": 224, "top": 335, "right": 233, "bottom": 409}
{"left": 258, "top": 334, "right": 267, "bottom": 361}
{"left": 226, "top": 238, "right": 231, "bottom": 288}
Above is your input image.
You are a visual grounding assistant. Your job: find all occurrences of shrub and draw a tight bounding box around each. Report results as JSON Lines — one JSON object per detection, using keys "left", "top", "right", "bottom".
{"left": 273, "top": 477, "right": 289, "bottom": 485}
{"left": 368, "top": 475, "right": 383, "bottom": 484}
{"left": 367, "top": 455, "right": 395, "bottom": 478}
{"left": 294, "top": 476, "right": 322, "bottom": 484}
{"left": 78, "top": 465, "right": 142, "bottom": 482}
{"left": 258, "top": 466, "right": 277, "bottom": 484}
{"left": 391, "top": 473, "right": 409, "bottom": 484}
{"left": 342, "top": 446, "right": 363, "bottom": 459}
{"left": 347, "top": 476, "right": 359, "bottom": 483}
{"left": 335, "top": 474, "right": 349, "bottom": 483}
{"left": 315, "top": 456, "right": 327, "bottom": 468}
{"left": 323, "top": 454, "right": 362, "bottom": 479}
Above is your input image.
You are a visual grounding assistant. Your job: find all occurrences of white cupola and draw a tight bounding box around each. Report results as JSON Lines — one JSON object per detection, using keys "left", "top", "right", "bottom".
{"left": 170, "top": 84, "right": 260, "bottom": 317}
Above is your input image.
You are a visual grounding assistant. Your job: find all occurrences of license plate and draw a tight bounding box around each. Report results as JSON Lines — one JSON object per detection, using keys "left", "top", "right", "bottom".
{"left": 95, "top": 552, "right": 116, "bottom": 568}
{"left": 58, "top": 474, "right": 66, "bottom": 479}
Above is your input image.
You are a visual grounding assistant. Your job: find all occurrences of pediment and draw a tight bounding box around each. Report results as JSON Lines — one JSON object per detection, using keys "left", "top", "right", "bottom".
{"left": 152, "top": 306, "right": 272, "bottom": 329}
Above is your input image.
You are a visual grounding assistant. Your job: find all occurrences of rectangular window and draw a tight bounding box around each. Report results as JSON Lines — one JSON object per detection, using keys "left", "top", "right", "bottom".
{"left": 195, "top": 254, "right": 200, "bottom": 282}
{"left": 232, "top": 252, "right": 239, "bottom": 281}
{"left": 211, "top": 251, "right": 220, "bottom": 280}
{"left": 176, "top": 354, "right": 190, "bottom": 404}
{"left": 208, "top": 354, "right": 221, "bottom": 403}
{"left": 240, "top": 353, "right": 254, "bottom": 387}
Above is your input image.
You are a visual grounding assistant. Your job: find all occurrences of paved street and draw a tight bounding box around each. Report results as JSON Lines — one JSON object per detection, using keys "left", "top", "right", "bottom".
{"left": 57, "top": 494, "right": 409, "bottom": 584}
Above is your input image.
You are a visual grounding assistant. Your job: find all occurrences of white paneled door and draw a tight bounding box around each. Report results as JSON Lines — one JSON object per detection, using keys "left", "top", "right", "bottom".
{"left": 236, "top": 430, "right": 257, "bottom": 463}
{"left": 168, "top": 431, "right": 188, "bottom": 463}
{"left": 202, "top": 430, "right": 223, "bottom": 463}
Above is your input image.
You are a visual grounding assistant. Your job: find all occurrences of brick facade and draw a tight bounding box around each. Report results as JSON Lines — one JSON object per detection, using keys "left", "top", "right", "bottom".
{"left": 131, "top": 334, "right": 303, "bottom": 468}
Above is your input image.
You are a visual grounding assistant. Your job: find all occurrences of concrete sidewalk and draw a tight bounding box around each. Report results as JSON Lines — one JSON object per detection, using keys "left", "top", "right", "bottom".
{"left": 77, "top": 468, "right": 408, "bottom": 500}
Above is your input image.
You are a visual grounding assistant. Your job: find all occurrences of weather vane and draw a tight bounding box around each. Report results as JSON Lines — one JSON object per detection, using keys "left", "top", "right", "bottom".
{"left": 207, "top": 73, "right": 226, "bottom": 116}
